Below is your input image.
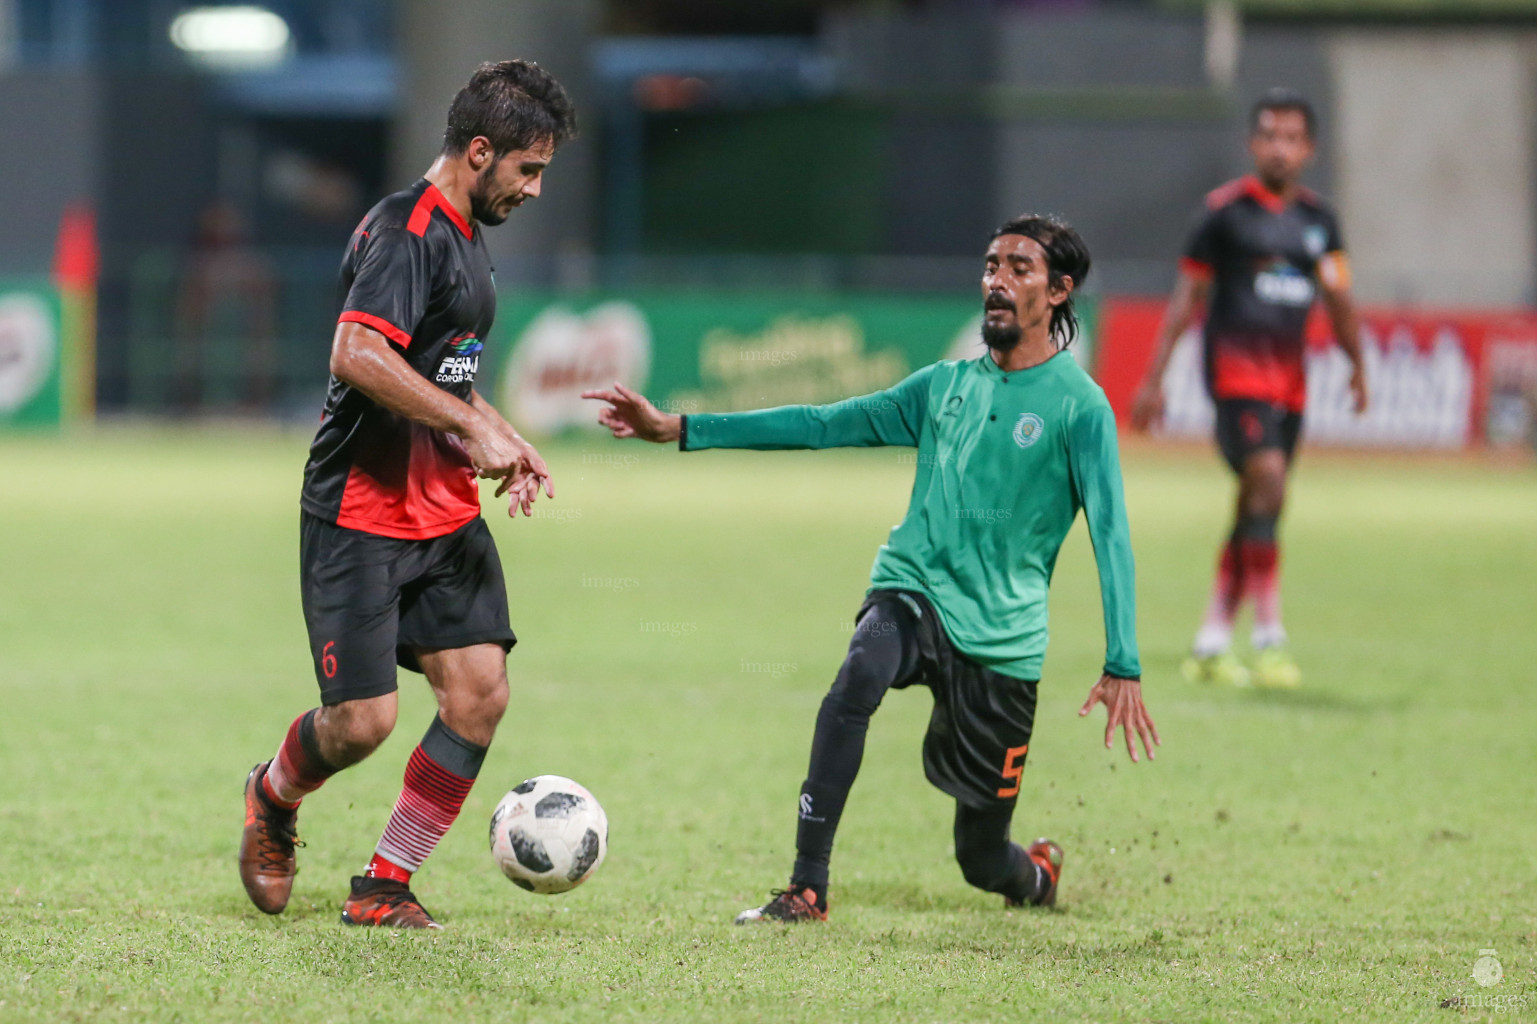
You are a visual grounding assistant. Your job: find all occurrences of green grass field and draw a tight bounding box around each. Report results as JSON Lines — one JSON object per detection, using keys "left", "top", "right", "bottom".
{"left": 2, "top": 427, "right": 1534, "bottom": 1023}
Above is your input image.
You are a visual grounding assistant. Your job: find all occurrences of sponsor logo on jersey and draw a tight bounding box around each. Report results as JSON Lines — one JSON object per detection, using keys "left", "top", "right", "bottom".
{"left": 436, "top": 333, "right": 482, "bottom": 383}
{"left": 1254, "top": 260, "right": 1316, "bottom": 307}
{"left": 1013, "top": 412, "right": 1045, "bottom": 448}
{"left": 1303, "top": 224, "right": 1328, "bottom": 258}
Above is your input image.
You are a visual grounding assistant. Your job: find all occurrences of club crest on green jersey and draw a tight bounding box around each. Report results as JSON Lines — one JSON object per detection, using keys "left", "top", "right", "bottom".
{"left": 1013, "top": 413, "right": 1045, "bottom": 448}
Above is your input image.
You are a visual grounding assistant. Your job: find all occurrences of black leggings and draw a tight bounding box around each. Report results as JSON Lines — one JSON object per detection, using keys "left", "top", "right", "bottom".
{"left": 791, "top": 598, "right": 1039, "bottom": 903}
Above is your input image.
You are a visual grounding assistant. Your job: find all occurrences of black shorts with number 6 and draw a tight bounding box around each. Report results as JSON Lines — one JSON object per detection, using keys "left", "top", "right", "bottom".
{"left": 299, "top": 513, "right": 516, "bottom": 705}
{"left": 1214, "top": 398, "right": 1303, "bottom": 473}
{"left": 861, "top": 589, "right": 1039, "bottom": 810}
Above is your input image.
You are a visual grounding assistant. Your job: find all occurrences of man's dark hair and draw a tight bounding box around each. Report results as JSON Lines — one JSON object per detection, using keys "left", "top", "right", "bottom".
{"left": 443, "top": 60, "right": 578, "bottom": 157}
{"left": 1250, "top": 87, "right": 1316, "bottom": 139}
{"left": 991, "top": 214, "right": 1092, "bottom": 348}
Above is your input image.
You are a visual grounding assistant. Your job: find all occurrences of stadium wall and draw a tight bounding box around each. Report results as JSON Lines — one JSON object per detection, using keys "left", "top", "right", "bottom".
{"left": 1097, "top": 298, "right": 1537, "bottom": 449}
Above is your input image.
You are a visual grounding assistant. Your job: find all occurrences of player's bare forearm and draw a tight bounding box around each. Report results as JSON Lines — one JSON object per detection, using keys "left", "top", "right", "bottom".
{"left": 1132, "top": 272, "right": 1209, "bottom": 430}
{"left": 1320, "top": 286, "right": 1368, "bottom": 412}
{"left": 1321, "top": 288, "right": 1362, "bottom": 365}
{"left": 330, "top": 321, "right": 481, "bottom": 438}
{"left": 1078, "top": 674, "right": 1160, "bottom": 763}
{"left": 1149, "top": 274, "right": 1208, "bottom": 378}
{"left": 470, "top": 390, "right": 522, "bottom": 441}
{"left": 330, "top": 321, "right": 523, "bottom": 480}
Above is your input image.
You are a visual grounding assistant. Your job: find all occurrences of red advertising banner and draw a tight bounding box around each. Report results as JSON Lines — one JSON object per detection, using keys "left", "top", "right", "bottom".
{"left": 1097, "top": 298, "right": 1537, "bottom": 448}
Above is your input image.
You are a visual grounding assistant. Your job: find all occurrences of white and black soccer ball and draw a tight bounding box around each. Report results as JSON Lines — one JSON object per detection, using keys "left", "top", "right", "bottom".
{"left": 489, "top": 776, "right": 608, "bottom": 894}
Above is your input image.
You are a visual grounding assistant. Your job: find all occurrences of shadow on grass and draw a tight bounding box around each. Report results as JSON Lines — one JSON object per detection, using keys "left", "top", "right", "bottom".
{"left": 1244, "top": 688, "right": 1411, "bottom": 716}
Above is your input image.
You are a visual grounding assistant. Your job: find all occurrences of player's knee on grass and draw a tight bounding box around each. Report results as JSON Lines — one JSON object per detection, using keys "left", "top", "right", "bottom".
{"left": 954, "top": 818, "right": 1013, "bottom": 892}
{"left": 953, "top": 803, "right": 1032, "bottom": 898}
{"left": 316, "top": 693, "right": 398, "bottom": 767}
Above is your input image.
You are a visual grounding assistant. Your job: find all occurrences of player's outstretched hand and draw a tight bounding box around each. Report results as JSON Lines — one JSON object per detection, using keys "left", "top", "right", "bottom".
{"left": 581, "top": 382, "right": 681, "bottom": 444}
{"left": 1130, "top": 381, "right": 1164, "bottom": 433}
{"left": 1079, "top": 674, "right": 1160, "bottom": 763}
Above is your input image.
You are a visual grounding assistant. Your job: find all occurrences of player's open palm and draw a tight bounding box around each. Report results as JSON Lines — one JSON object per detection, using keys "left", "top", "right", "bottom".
{"left": 582, "top": 382, "right": 680, "bottom": 443}
{"left": 1079, "top": 674, "right": 1160, "bottom": 763}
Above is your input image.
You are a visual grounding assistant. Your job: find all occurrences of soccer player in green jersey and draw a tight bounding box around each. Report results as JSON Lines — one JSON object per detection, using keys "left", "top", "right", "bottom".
{"left": 584, "top": 215, "right": 1159, "bottom": 923}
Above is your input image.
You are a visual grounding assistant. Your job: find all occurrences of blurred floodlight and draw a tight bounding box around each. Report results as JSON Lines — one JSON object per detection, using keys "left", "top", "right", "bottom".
{"left": 170, "top": 6, "right": 291, "bottom": 68}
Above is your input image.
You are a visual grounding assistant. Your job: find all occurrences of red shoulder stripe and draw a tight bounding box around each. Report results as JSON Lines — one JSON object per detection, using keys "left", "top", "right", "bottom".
{"left": 1205, "top": 175, "right": 1287, "bottom": 215}
{"left": 1204, "top": 177, "right": 1249, "bottom": 210}
{"left": 1178, "top": 257, "right": 1214, "bottom": 281}
{"left": 338, "top": 310, "right": 412, "bottom": 347}
{"left": 406, "top": 183, "right": 473, "bottom": 240}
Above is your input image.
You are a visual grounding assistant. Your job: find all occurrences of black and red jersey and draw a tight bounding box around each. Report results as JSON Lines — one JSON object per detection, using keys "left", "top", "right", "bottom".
{"left": 1182, "top": 175, "right": 1345, "bottom": 412}
{"left": 301, "top": 179, "right": 496, "bottom": 540}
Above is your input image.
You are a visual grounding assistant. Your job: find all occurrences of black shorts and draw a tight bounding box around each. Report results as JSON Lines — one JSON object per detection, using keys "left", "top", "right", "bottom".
{"left": 299, "top": 513, "right": 516, "bottom": 705}
{"left": 861, "top": 589, "right": 1038, "bottom": 810}
{"left": 1214, "top": 398, "right": 1303, "bottom": 473}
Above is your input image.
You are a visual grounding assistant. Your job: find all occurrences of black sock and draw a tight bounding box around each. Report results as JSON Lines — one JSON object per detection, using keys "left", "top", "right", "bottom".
{"left": 1234, "top": 514, "right": 1278, "bottom": 543}
{"left": 792, "top": 778, "right": 848, "bottom": 900}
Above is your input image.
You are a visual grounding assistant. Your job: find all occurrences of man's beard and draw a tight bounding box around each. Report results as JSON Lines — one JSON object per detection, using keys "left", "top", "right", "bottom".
{"left": 469, "top": 158, "right": 510, "bottom": 226}
{"left": 981, "top": 316, "right": 1021, "bottom": 351}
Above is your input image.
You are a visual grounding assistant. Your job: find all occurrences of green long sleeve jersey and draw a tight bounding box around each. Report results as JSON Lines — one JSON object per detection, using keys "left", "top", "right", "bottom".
{"left": 680, "top": 350, "right": 1140, "bottom": 682}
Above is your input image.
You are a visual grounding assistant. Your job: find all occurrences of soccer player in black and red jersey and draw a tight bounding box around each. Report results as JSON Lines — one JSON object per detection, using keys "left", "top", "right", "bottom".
{"left": 1131, "top": 89, "right": 1368, "bottom": 689}
{"left": 237, "top": 61, "right": 576, "bottom": 929}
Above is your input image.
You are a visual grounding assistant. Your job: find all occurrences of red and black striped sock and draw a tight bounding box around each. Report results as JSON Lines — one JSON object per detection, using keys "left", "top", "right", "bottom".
{"left": 263, "top": 709, "right": 340, "bottom": 809}
{"left": 367, "top": 715, "right": 488, "bottom": 884}
{"left": 1240, "top": 534, "right": 1283, "bottom": 643}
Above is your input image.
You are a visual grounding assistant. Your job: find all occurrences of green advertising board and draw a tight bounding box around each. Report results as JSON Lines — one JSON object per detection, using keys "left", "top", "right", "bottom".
{"left": 0, "top": 280, "right": 64, "bottom": 429}
{"left": 492, "top": 291, "right": 1097, "bottom": 436}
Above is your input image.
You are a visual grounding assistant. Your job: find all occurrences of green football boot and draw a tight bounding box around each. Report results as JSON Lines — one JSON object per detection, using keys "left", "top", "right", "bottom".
{"left": 1251, "top": 647, "right": 1302, "bottom": 689}
{"left": 1181, "top": 652, "right": 1251, "bottom": 687}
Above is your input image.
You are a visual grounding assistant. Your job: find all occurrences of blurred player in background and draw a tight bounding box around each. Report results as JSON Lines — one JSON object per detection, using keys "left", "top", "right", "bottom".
{"left": 586, "top": 216, "right": 1158, "bottom": 924}
{"left": 238, "top": 61, "right": 574, "bottom": 929}
{"left": 1131, "top": 88, "right": 1368, "bottom": 689}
